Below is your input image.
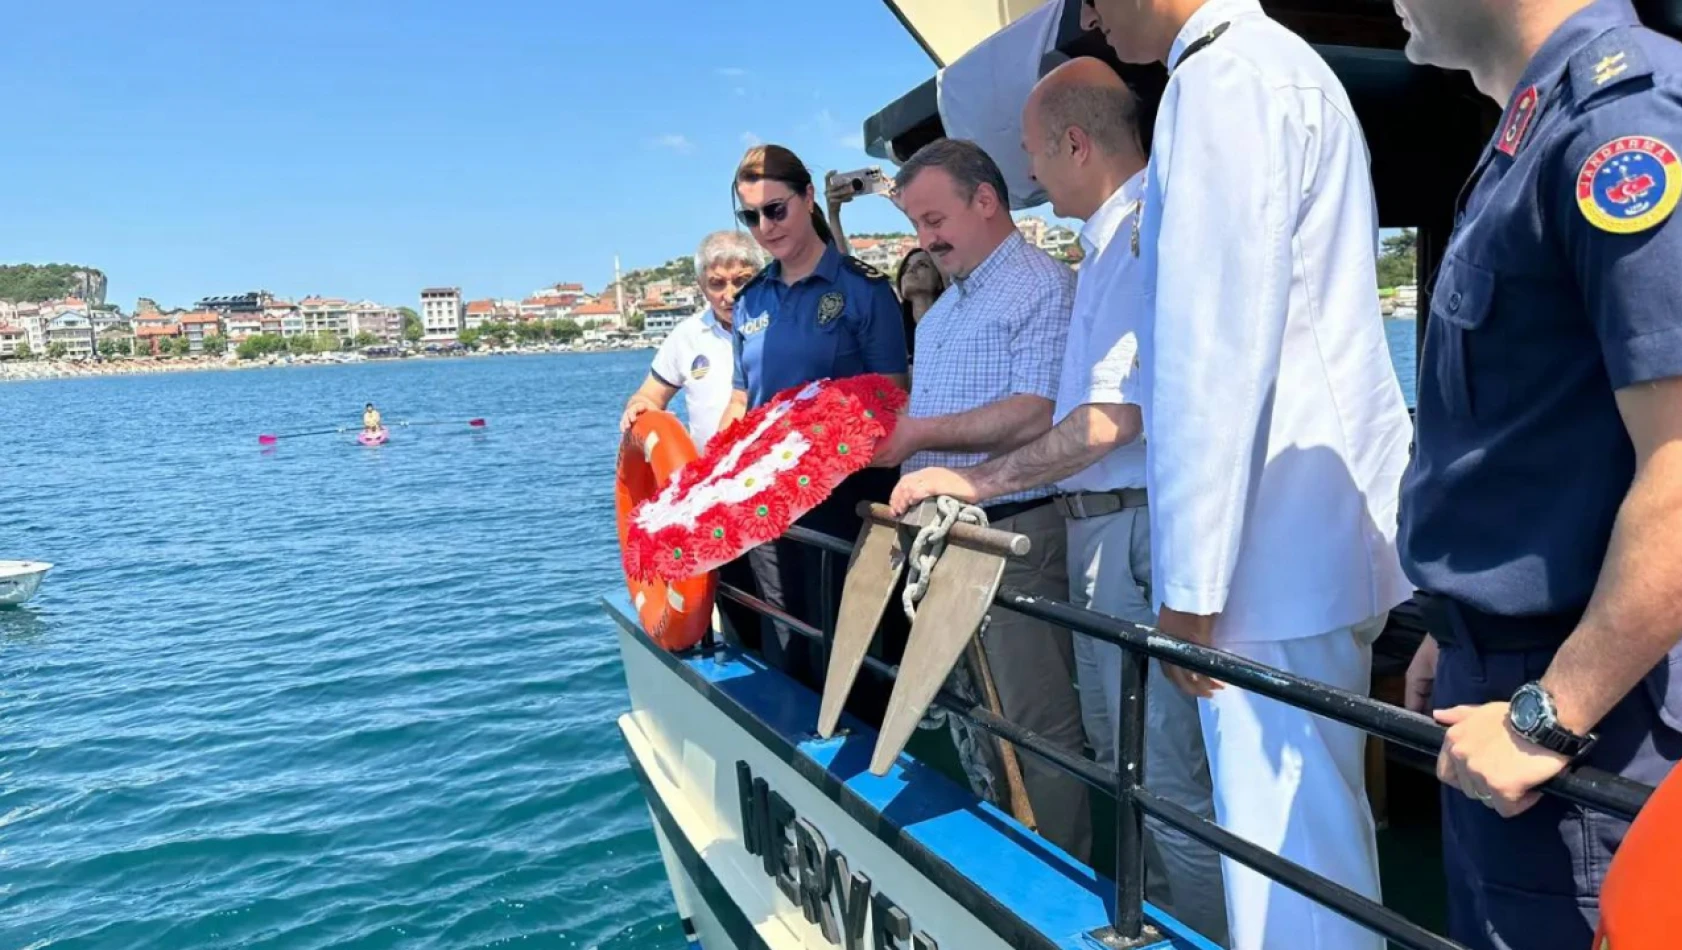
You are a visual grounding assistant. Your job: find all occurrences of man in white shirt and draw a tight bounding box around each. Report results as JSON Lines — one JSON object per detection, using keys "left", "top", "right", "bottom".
{"left": 1084, "top": 1, "right": 1415, "bottom": 948}
{"left": 888, "top": 59, "right": 1225, "bottom": 941}
{"left": 620, "top": 230, "right": 763, "bottom": 447}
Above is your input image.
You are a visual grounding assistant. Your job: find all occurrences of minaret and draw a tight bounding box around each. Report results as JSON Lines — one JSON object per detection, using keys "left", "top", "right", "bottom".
{"left": 614, "top": 255, "right": 625, "bottom": 321}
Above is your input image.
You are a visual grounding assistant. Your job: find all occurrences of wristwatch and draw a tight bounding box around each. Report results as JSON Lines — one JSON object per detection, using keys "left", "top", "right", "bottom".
{"left": 1507, "top": 682, "right": 1597, "bottom": 759}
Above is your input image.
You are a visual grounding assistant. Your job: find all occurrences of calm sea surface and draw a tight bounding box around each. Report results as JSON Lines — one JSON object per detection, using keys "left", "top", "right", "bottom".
{"left": 1, "top": 330, "right": 1418, "bottom": 950}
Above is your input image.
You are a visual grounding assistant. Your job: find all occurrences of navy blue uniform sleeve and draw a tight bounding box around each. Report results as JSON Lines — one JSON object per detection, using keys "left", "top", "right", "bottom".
{"left": 1554, "top": 88, "right": 1682, "bottom": 389}
{"left": 732, "top": 319, "right": 747, "bottom": 392}
{"left": 855, "top": 278, "right": 909, "bottom": 376}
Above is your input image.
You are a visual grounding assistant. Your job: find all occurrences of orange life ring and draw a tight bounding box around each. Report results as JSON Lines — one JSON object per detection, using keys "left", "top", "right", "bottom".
{"left": 616, "top": 410, "right": 717, "bottom": 651}
{"left": 1593, "top": 764, "right": 1682, "bottom": 949}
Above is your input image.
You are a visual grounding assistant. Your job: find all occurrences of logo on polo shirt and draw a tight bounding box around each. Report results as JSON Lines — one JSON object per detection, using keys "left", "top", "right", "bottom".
{"left": 690, "top": 354, "right": 710, "bottom": 379}
{"left": 817, "top": 291, "right": 844, "bottom": 325}
{"left": 741, "top": 312, "right": 770, "bottom": 336}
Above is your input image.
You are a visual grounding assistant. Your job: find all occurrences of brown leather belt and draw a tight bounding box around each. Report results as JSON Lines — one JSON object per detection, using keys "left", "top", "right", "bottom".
{"left": 1052, "top": 489, "right": 1148, "bottom": 520}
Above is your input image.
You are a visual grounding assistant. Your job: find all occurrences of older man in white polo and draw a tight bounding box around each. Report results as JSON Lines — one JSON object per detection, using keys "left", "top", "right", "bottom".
{"left": 621, "top": 230, "right": 763, "bottom": 447}
{"left": 622, "top": 229, "right": 766, "bottom": 645}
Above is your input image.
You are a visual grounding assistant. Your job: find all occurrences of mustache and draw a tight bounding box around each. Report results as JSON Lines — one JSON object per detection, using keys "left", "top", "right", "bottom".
{"left": 928, "top": 243, "right": 954, "bottom": 255}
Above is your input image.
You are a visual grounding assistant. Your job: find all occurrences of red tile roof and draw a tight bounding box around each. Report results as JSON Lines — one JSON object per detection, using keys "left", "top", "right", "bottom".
{"left": 178, "top": 311, "right": 222, "bottom": 325}
{"left": 136, "top": 323, "right": 181, "bottom": 337}
{"left": 466, "top": 300, "right": 496, "bottom": 314}
{"left": 573, "top": 300, "right": 620, "bottom": 316}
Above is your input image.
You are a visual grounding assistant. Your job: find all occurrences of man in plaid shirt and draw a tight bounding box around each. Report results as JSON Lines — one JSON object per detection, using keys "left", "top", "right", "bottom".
{"left": 870, "top": 137, "right": 1092, "bottom": 863}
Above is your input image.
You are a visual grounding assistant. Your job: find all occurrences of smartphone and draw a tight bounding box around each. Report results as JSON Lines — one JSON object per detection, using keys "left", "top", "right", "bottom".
{"left": 829, "top": 167, "right": 894, "bottom": 197}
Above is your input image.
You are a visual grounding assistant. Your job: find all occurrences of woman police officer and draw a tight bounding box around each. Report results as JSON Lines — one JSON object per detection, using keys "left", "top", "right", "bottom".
{"left": 722, "top": 144, "right": 909, "bottom": 690}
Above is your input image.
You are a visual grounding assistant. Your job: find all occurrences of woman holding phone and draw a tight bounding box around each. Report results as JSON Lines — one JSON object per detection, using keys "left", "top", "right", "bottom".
{"left": 725, "top": 143, "right": 909, "bottom": 692}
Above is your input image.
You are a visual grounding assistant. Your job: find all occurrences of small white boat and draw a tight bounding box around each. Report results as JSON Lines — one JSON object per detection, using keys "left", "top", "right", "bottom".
{"left": 0, "top": 561, "right": 53, "bottom": 606}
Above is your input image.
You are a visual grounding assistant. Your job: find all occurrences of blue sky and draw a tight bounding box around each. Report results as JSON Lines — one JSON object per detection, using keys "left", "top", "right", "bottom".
{"left": 1, "top": 0, "right": 947, "bottom": 310}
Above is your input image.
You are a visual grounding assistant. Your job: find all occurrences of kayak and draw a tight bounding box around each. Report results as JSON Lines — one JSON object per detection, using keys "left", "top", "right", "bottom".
{"left": 0, "top": 560, "right": 52, "bottom": 607}
{"left": 358, "top": 427, "right": 389, "bottom": 446}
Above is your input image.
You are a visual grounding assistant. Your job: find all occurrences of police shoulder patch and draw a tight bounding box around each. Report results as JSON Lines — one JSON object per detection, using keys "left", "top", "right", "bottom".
{"left": 1569, "top": 28, "right": 1653, "bottom": 106}
{"left": 1576, "top": 135, "right": 1682, "bottom": 233}
{"left": 842, "top": 256, "right": 888, "bottom": 282}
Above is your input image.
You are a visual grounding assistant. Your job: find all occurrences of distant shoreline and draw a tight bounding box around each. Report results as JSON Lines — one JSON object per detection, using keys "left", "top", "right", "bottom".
{"left": 0, "top": 343, "right": 653, "bottom": 384}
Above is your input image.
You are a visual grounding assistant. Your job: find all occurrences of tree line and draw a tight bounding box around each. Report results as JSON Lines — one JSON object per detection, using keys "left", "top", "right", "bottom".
{"left": 0, "top": 264, "right": 102, "bottom": 303}
{"left": 459, "top": 318, "right": 584, "bottom": 348}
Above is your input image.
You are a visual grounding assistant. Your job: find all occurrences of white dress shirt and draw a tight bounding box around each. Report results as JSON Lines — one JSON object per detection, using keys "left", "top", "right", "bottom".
{"left": 1055, "top": 170, "right": 1149, "bottom": 493}
{"left": 1140, "top": 0, "right": 1414, "bottom": 643}
{"left": 649, "top": 308, "right": 735, "bottom": 447}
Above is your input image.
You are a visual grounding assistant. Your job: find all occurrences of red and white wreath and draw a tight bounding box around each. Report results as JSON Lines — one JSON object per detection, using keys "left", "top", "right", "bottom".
{"left": 623, "top": 373, "right": 906, "bottom": 582}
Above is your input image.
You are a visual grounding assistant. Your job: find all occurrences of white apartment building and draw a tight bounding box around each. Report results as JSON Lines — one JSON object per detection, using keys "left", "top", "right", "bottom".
{"left": 347, "top": 302, "right": 402, "bottom": 342}
{"left": 420, "top": 287, "right": 463, "bottom": 342}
{"left": 46, "top": 311, "right": 97, "bottom": 360}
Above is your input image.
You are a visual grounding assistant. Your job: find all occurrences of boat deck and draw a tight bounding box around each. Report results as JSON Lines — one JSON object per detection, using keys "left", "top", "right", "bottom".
{"left": 609, "top": 592, "right": 1219, "bottom": 950}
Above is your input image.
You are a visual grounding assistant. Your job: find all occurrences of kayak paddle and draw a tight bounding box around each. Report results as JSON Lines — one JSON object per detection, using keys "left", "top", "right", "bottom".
{"left": 258, "top": 427, "right": 349, "bottom": 445}
{"left": 395, "top": 418, "right": 487, "bottom": 429}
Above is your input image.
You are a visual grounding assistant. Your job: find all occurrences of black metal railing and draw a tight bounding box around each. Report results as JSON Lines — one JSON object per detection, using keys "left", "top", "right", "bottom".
{"left": 707, "top": 522, "right": 1655, "bottom": 950}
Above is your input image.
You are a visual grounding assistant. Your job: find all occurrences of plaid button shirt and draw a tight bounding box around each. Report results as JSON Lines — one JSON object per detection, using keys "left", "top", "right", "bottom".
{"left": 905, "top": 232, "right": 1075, "bottom": 504}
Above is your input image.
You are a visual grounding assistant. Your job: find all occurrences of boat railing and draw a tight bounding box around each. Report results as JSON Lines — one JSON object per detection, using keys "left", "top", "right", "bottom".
{"left": 704, "top": 520, "right": 1655, "bottom": 950}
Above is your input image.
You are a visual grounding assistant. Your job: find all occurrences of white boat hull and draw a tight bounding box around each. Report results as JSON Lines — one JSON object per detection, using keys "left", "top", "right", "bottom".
{"left": 0, "top": 561, "right": 52, "bottom": 606}
{"left": 607, "top": 594, "right": 1216, "bottom": 950}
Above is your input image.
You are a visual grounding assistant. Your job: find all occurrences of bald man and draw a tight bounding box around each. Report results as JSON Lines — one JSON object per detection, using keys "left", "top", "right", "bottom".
{"left": 889, "top": 58, "right": 1227, "bottom": 943}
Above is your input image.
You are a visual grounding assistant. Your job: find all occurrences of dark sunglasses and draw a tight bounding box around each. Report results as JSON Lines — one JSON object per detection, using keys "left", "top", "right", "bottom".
{"left": 735, "top": 197, "right": 795, "bottom": 229}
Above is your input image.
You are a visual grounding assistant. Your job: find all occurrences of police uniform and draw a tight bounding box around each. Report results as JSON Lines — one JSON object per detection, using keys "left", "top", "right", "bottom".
{"left": 1399, "top": 3, "right": 1682, "bottom": 946}
{"left": 731, "top": 243, "right": 909, "bottom": 690}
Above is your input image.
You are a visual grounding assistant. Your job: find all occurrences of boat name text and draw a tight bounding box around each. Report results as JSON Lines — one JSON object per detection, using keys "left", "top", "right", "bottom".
{"left": 737, "top": 762, "right": 937, "bottom": 950}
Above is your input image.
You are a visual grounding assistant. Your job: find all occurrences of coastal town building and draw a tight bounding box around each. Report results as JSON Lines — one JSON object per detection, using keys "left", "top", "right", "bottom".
{"left": 196, "top": 293, "right": 267, "bottom": 314}
{"left": 98, "top": 323, "right": 135, "bottom": 353}
{"left": 0, "top": 324, "right": 26, "bottom": 358}
{"left": 849, "top": 236, "right": 919, "bottom": 275}
{"left": 225, "top": 314, "right": 264, "bottom": 342}
{"left": 299, "top": 297, "right": 351, "bottom": 336}
{"left": 347, "top": 302, "right": 402, "bottom": 342}
{"left": 517, "top": 295, "right": 573, "bottom": 322}
{"left": 11, "top": 303, "right": 47, "bottom": 353}
{"left": 178, "top": 310, "right": 222, "bottom": 354}
{"left": 420, "top": 287, "right": 463, "bottom": 342}
{"left": 464, "top": 300, "right": 495, "bottom": 330}
{"left": 640, "top": 302, "right": 693, "bottom": 339}
{"left": 1015, "top": 216, "right": 1048, "bottom": 247}
{"left": 46, "top": 311, "right": 97, "bottom": 360}
{"left": 571, "top": 298, "right": 621, "bottom": 329}
{"left": 134, "top": 318, "right": 181, "bottom": 356}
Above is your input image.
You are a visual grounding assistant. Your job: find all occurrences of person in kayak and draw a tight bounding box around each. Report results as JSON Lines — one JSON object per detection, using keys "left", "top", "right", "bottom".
{"left": 362, "top": 403, "right": 382, "bottom": 433}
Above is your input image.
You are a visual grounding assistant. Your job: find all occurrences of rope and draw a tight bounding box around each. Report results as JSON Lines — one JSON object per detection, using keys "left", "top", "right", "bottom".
{"left": 901, "top": 495, "right": 989, "bottom": 623}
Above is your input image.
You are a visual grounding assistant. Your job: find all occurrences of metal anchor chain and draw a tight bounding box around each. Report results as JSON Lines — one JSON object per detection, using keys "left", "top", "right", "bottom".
{"left": 901, "top": 495, "right": 989, "bottom": 623}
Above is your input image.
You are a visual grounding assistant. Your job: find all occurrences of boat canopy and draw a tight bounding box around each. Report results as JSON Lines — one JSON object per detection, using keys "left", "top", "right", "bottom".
{"left": 866, "top": 0, "right": 1682, "bottom": 221}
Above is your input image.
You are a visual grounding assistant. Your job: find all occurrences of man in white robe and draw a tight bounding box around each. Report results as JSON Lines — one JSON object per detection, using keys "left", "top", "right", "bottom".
{"left": 1083, "top": 1, "right": 1415, "bottom": 947}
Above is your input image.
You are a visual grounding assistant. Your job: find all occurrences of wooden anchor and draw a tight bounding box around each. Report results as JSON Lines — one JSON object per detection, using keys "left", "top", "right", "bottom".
{"left": 868, "top": 504, "right": 1029, "bottom": 778}
{"left": 816, "top": 502, "right": 1033, "bottom": 783}
{"left": 816, "top": 502, "right": 913, "bottom": 739}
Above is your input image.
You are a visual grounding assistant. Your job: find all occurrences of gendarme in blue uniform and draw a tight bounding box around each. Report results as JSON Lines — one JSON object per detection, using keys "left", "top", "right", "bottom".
{"left": 731, "top": 243, "right": 908, "bottom": 407}
{"left": 1402, "top": 0, "right": 1682, "bottom": 619}
{"left": 1397, "top": 3, "right": 1682, "bottom": 946}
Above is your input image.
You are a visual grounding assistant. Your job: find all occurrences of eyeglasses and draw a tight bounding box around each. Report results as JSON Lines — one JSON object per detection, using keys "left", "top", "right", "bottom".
{"left": 735, "top": 197, "right": 795, "bottom": 229}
